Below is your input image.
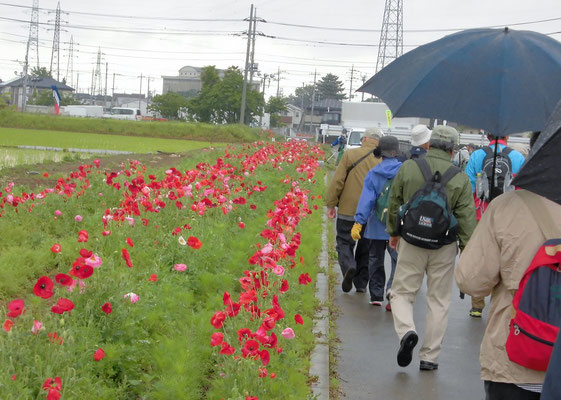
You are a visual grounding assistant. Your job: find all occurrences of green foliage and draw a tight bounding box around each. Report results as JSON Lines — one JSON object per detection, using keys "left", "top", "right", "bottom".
{"left": 265, "top": 96, "right": 288, "bottom": 128}
{"left": 29, "top": 90, "right": 78, "bottom": 107}
{"left": 147, "top": 92, "right": 189, "bottom": 120}
{"left": 0, "top": 109, "right": 263, "bottom": 143}
{"left": 30, "top": 67, "right": 52, "bottom": 78}
{"left": 287, "top": 85, "right": 314, "bottom": 109}
{"left": 187, "top": 66, "right": 264, "bottom": 124}
{"left": 316, "top": 73, "right": 347, "bottom": 101}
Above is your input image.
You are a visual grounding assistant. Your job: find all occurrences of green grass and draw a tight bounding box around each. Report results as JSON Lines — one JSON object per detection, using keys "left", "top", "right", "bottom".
{"left": 0, "top": 109, "right": 263, "bottom": 143}
{"left": 0, "top": 128, "right": 214, "bottom": 154}
{"left": 0, "top": 148, "right": 92, "bottom": 169}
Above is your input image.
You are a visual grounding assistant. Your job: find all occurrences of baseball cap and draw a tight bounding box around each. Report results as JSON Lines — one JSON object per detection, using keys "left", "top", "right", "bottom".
{"left": 430, "top": 126, "right": 459, "bottom": 147}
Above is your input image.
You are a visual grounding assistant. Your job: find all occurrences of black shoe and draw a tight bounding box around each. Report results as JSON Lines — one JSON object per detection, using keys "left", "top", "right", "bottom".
{"left": 341, "top": 268, "right": 356, "bottom": 293}
{"left": 420, "top": 360, "right": 438, "bottom": 371}
{"left": 356, "top": 287, "right": 366, "bottom": 293}
{"left": 397, "top": 331, "right": 418, "bottom": 367}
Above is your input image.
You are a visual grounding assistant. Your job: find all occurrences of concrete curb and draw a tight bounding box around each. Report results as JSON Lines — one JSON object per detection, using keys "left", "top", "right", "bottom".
{"left": 310, "top": 210, "right": 330, "bottom": 400}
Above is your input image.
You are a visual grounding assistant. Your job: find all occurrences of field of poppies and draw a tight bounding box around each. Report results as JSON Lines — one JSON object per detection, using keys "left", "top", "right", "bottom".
{"left": 0, "top": 140, "right": 326, "bottom": 400}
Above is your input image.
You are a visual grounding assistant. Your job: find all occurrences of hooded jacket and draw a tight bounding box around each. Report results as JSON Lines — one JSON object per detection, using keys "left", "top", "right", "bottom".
{"left": 354, "top": 157, "right": 402, "bottom": 240}
{"left": 456, "top": 190, "right": 561, "bottom": 384}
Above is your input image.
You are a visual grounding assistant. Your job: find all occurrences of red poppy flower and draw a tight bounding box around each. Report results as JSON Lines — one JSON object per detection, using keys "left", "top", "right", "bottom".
{"left": 7, "top": 299, "right": 24, "bottom": 318}
{"left": 260, "top": 349, "right": 270, "bottom": 366}
{"left": 238, "top": 222, "right": 245, "bottom": 229}
{"left": 298, "top": 273, "right": 312, "bottom": 285}
{"left": 210, "top": 332, "right": 224, "bottom": 347}
{"left": 142, "top": 218, "right": 149, "bottom": 226}
{"left": 3, "top": 319, "right": 13, "bottom": 332}
{"left": 93, "top": 348, "right": 105, "bottom": 361}
{"left": 69, "top": 261, "right": 94, "bottom": 280}
{"left": 79, "top": 248, "right": 92, "bottom": 258}
{"left": 48, "top": 332, "right": 64, "bottom": 345}
{"left": 219, "top": 341, "right": 235, "bottom": 355}
{"left": 51, "top": 298, "right": 74, "bottom": 314}
{"left": 187, "top": 236, "right": 202, "bottom": 250}
{"left": 77, "top": 230, "right": 89, "bottom": 243}
{"left": 241, "top": 339, "right": 260, "bottom": 358}
{"left": 121, "top": 248, "right": 133, "bottom": 268}
{"left": 280, "top": 279, "right": 289, "bottom": 293}
{"left": 210, "top": 311, "right": 226, "bottom": 329}
{"left": 246, "top": 397, "right": 258, "bottom": 400}
{"left": 101, "top": 302, "right": 112, "bottom": 314}
{"left": 33, "top": 276, "right": 54, "bottom": 299}
{"left": 148, "top": 274, "right": 158, "bottom": 282}
{"left": 250, "top": 204, "right": 257, "bottom": 210}
{"left": 42, "top": 377, "right": 62, "bottom": 392}
{"left": 102, "top": 230, "right": 111, "bottom": 236}
{"left": 11, "top": 374, "right": 16, "bottom": 381}
{"left": 47, "top": 389, "right": 61, "bottom": 400}
{"left": 261, "top": 316, "right": 275, "bottom": 331}
{"left": 43, "top": 172, "right": 49, "bottom": 178}
{"left": 50, "top": 244, "right": 61, "bottom": 253}
{"left": 126, "top": 237, "right": 134, "bottom": 247}
{"left": 54, "top": 274, "right": 72, "bottom": 287}
{"left": 295, "top": 314, "right": 304, "bottom": 325}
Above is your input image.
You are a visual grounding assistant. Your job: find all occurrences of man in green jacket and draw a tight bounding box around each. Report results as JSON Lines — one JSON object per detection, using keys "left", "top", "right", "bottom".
{"left": 386, "top": 126, "right": 476, "bottom": 371}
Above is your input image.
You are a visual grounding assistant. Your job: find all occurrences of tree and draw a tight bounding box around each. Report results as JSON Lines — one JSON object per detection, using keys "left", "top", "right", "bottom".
{"left": 148, "top": 92, "right": 189, "bottom": 120}
{"left": 29, "top": 90, "right": 78, "bottom": 106}
{"left": 316, "top": 73, "right": 347, "bottom": 100}
{"left": 265, "top": 96, "right": 288, "bottom": 127}
{"left": 286, "top": 85, "right": 315, "bottom": 109}
{"left": 187, "top": 66, "right": 264, "bottom": 124}
{"left": 30, "top": 67, "right": 52, "bottom": 78}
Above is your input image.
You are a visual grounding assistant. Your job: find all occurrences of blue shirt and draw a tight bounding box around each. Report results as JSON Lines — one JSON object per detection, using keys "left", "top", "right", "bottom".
{"left": 465, "top": 142, "right": 525, "bottom": 193}
{"left": 354, "top": 157, "right": 402, "bottom": 240}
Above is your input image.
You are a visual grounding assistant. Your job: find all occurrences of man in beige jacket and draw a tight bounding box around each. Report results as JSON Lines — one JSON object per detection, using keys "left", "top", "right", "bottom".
{"left": 326, "top": 128, "right": 382, "bottom": 292}
{"left": 456, "top": 189, "right": 561, "bottom": 399}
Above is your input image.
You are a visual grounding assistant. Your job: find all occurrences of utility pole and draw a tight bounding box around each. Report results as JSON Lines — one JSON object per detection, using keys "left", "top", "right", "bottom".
{"left": 104, "top": 62, "right": 108, "bottom": 107}
{"left": 111, "top": 72, "right": 115, "bottom": 109}
{"left": 349, "top": 64, "right": 355, "bottom": 100}
{"left": 249, "top": 8, "right": 258, "bottom": 87}
{"left": 90, "top": 68, "right": 94, "bottom": 99}
{"left": 76, "top": 72, "right": 79, "bottom": 93}
{"left": 276, "top": 66, "right": 281, "bottom": 97}
{"left": 49, "top": 2, "right": 61, "bottom": 81}
{"left": 259, "top": 73, "right": 268, "bottom": 128}
{"left": 93, "top": 48, "right": 102, "bottom": 96}
{"left": 240, "top": 4, "right": 254, "bottom": 124}
{"left": 22, "top": 0, "right": 40, "bottom": 112}
{"left": 309, "top": 69, "right": 317, "bottom": 133}
{"left": 361, "top": 75, "right": 366, "bottom": 101}
{"left": 139, "top": 73, "right": 143, "bottom": 110}
{"left": 65, "top": 35, "right": 74, "bottom": 88}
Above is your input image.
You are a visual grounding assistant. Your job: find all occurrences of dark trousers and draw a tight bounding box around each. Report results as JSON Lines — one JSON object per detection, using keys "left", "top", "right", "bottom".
{"left": 335, "top": 218, "right": 370, "bottom": 290}
{"left": 484, "top": 381, "right": 541, "bottom": 400}
{"left": 367, "top": 239, "right": 398, "bottom": 301}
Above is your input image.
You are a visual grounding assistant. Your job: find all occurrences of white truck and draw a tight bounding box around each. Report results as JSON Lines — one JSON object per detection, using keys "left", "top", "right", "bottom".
{"left": 62, "top": 105, "right": 104, "bottom": 118}
{"left": 319, "top": 101, "right": 429, "bottom": 147}
{"left": 103, "top": 107, "right": 142, "bottom": 121}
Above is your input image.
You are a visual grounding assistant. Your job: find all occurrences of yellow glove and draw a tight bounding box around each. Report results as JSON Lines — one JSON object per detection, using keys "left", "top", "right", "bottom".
{"left": 351, "top": 223, "right": 362, "bottom": 241}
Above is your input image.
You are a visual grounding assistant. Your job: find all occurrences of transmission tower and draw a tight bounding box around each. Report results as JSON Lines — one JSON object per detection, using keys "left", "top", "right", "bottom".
{"left": 93, "top": 48, "right": 103, "bottom": 96}
{"left": 49, "top": 2, "right": 61, "bottom": 81}
{"left": 65, "top": 36, "right": 74, "bottom": 87}
{"left": 375, "top": 0, "right": 403, "bottom": 73}
{"left": 27, "top": 0, "right": 40, "bottom": 69}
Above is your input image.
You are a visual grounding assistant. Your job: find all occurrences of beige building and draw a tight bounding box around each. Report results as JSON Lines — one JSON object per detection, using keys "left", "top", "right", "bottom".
{"left": 162, "top": 66, "right": 225, "bottom": 98}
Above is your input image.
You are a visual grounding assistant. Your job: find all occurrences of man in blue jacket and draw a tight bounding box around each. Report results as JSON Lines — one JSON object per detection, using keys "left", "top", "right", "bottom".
{"left": 464, "top": 133, "right": 525, "bottom": 318}
{"left": 351, "top": 136, "right": 402, "bottom": 309}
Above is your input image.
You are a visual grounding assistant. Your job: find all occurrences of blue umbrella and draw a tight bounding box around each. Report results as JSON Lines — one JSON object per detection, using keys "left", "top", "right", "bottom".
{"left": 358, "top": 27, "right": 561, "bottom": 136}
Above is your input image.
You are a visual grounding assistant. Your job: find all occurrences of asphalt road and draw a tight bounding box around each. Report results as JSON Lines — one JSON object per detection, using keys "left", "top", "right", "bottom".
{"left": 335, "top": 249, "right": 488, "bottom": 400}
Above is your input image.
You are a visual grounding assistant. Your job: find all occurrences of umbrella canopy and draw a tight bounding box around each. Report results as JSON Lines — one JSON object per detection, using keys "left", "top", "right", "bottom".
{"left": 358, "top": 28, "right": 561, "bottom": 136}
{"left": 512, "top": 99, "right": 561, "bottom": 205}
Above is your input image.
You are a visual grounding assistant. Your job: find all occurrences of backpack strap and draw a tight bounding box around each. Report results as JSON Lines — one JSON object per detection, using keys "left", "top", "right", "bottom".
{"left": 440, "top": 165, "right": 461, "bottom": 187}
{"left": 414, "top": 158, "right": 433, "bottom": 183}
{"left": 483, "top": 147, "right": 493, "bottom": 158}
{"left": 342, "top": 150, "right": 374, "bottom": 186}
{"left": 502, "top": 147, "right": 513, "bottom": 156}
{"left": 516, "top": 190, "right": 561, "bottom": 240}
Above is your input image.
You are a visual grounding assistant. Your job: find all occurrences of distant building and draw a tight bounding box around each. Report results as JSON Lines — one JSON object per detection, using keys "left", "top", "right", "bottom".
{"left": 279, "top": 104, "right": 303, "bottom": 130}
{"left": 0, "top": 76, "right": 73, "bottom": 109}
{"left": 162, "top": 66, "right": 225, "bottom": 97}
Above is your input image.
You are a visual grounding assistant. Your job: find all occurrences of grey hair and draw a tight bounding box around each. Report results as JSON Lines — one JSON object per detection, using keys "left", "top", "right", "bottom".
{"left": 430, "top": 139, "right": 455, "bottom": 152}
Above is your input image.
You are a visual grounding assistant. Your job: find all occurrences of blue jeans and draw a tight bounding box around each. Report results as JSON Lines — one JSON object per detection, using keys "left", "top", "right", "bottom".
{"left": 367, "top": 240, "right": 398, "bottom": 301}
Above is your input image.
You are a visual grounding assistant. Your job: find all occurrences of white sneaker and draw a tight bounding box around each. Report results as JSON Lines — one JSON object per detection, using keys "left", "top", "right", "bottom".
{"left": 370, "top": 300, "right": 383, "bottom": 306}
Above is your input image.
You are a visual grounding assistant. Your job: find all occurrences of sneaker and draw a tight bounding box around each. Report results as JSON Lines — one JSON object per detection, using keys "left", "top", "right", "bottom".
{"left": 469, "top": 308, "right": 483, "bottom": 318}
{"left": 397, "top": 331, "right": 418, "bottom": 367}
{"left": 341, "top": 268, "right": 356, "bottom": 293}
{"left": 370, "top": 300, "right": 383, "bottom": 306}
{"left": 385, "top": 290, "right": 392, "bottom": 311}
{"left": 420, "top": 360, "right": 438, "bottom": 371}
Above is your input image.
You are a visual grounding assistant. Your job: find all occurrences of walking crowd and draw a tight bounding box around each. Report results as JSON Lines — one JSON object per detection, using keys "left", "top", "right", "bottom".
{"left": 326, "top": 124, "right": 561, "bottom": 400}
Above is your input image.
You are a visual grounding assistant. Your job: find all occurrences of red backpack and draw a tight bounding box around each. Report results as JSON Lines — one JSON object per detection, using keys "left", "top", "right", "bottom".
{"left": 505, "top": 190, "right": 561, "bottom": 371}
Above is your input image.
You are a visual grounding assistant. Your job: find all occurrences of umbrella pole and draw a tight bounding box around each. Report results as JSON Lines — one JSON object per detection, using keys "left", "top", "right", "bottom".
{"left": 489, "top": 141, "right": 499, "bottom": 201}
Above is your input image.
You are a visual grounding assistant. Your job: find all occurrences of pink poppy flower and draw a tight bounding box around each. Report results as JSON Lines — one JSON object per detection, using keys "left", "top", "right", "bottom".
{"left": 74, "top": 215, "right": 82, "bottom": 222}
{"left": 125, "top": 217, "right": 135, "bottom": 227}
{"left": 174, "top": 263, "right": 187, "bottom": 272}
{"left": 281, "top": 327, "right": 295, "bottom": 339}
{"left": 31, "top": 320, "right": 43, "bottom": 334}
{"left": 54, "top": 210, "right": 62, "bottom": 216}
{"left": 124, "top": 292, "right": 139, "bottom": 303}
{"left": 272, "top": 265, "right": 285, "bottom": 276}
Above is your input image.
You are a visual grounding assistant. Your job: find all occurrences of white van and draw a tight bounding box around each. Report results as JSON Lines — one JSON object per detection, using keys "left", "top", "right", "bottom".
{"left": 105, "top": 107, "right": 142, "bottom": 120}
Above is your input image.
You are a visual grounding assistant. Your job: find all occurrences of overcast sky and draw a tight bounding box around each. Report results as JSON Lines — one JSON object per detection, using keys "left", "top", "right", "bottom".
{"left": 1, "top": 0, "right": 559, "bottom": 100}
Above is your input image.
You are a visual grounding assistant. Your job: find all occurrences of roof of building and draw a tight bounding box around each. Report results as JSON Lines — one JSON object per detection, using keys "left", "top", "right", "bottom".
{"left": 0, "top": 76, "right": 73, "bottom": 91}
{"left": 308, "top": 98, "right": 342, "bottom": 112}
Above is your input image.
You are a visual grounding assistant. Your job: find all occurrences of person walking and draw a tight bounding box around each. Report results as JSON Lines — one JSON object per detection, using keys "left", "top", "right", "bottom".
{"left": 326, "top": 128, "right": 383, "bottom": 293}
{"left": 335, "top": 129, "right": 348, "bottom": 166}
{"left": 464, "top": 133, "right": 525, "bottom": 318}
{"left": 386, "top": 126, "right": 476, "bottom": 371}
{"left": 351, "top": 136, "right": 402, "bottom": 309}
{"left": 408, "top": 124, "right": 432, "bottom": 159}
{"left": 456, "top": 189, "right": 561, "bottom": 399}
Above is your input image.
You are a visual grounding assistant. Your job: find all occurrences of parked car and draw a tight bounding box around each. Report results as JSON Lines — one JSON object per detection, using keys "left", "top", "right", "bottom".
{"left": 104, "top": 107, "right": 142, "bottom": 120}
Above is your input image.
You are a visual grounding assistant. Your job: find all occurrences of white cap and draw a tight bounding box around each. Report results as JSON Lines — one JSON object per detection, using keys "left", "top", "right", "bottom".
{"left": 410, "top": 124, "right": 432, "bottom": 146}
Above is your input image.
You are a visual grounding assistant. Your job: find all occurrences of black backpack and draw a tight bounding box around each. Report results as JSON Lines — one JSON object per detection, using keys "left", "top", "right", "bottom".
{"left": 481, "top": 146, "right": 513, "bottom": 201}
{"left": 397, "top": 158, "right": 460, "bottom": 250}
